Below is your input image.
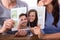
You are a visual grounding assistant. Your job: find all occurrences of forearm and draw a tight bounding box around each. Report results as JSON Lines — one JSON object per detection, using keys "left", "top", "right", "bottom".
{"left": 38, "top": 31, "right": 44, "bottom": 39}
{"left": 38, "top": 30, "right": 60, "bottom": 39}
{"left": 41, "top": 33, "right": 60, "bottom": 39}
{"left": 0, "top": 27, "right": 6, "bottom": 33}
{"left": 0, "top": 28, "right": 3, "bottom": 33}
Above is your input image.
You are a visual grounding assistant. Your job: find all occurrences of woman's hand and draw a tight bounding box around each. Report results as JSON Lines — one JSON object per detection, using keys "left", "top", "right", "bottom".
{"left": 37, "top": 1, "right": 45, "bottom": 6}
{"left": 30, "top": 25, "right": 42, "bottom": 38}
{"left": 34, "top": 25, "right": 44, "bottom": 38}
{"left": 34, "top": 26, "right": 40, "bottom": 35}
{"left": 30, "top": 25, "right": 40, "bottom": 35}
{"left": 1, "top": 19, "right": 15, "bottom": 33}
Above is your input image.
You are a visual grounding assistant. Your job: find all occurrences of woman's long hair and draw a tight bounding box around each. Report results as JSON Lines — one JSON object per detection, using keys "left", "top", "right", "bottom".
{"left": 51, "top": 0, "right": 59, "bottom": 27}
{"left": 28, "top": 9, "right": 38, "bottom": 27}
{"left": 37, "top": 0, "right": 59, "bottom": 27}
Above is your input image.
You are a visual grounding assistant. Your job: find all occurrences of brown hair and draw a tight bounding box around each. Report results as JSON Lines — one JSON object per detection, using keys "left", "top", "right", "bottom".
{"left": 37, "top": 0, "right": 59, "bottom": 27}
{"left": 19, "top": 13, "right": 27, "bottom": 18}
{"left": 28, "top": 9, "right": 38, "bottom": 27}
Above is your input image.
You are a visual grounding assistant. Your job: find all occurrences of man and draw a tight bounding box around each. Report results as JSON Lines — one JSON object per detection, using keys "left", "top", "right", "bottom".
{"left": 15, "top": 14, "right": 30, "bottom": 36}
{"left": 0, "top": 19, "right": 14, "bottom": 33}
{"left": 0, "top": 0, "right": 28, "bottom": 21}
{"left": 0, "top": 0, "right": 28, "bottom": 34}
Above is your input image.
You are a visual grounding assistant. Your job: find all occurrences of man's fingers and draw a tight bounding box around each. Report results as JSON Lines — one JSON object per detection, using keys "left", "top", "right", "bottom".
{"left": 3, "top": 19, "right": 15, "bottom": 30}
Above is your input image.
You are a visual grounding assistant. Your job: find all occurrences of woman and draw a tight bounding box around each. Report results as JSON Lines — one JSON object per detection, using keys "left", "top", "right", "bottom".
{"left": 32, "top": 0, "right": 60, "bottom": 39}
{"left": 58, "top": 0, "right": 60, "bottom": 5}
{"left": 38, "top": 0, "right": 60, "bottom": 34}
{"left": 28, "top": 9, "right": 38, "bottom": 27}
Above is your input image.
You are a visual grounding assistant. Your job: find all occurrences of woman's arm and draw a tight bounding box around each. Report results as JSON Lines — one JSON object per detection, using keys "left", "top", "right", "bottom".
{"left": 33, "top": 27, "right": 60, "bottom": 39}
{"left": 38, "top": 29, "right": 60, "bottom": 39}
{"left": 40, "top": 33, "right": 60, "bottom": 39}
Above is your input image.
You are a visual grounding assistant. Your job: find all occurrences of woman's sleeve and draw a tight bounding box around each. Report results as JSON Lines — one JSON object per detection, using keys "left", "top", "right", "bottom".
{"left": 41, "top": 29, "right": 45, "bottom": 34}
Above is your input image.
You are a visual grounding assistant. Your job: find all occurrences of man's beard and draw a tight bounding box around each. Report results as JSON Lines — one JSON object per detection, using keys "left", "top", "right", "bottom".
{"left": 8, "top": 0, "right": 16, "bottom": 6}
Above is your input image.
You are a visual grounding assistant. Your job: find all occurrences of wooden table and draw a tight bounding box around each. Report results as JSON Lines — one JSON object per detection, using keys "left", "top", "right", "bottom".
{"left": 0, "top": 34, "right": 60, "bottom": 40}
{"left": 0, "top": 34, "right": 39, "bottom": 40}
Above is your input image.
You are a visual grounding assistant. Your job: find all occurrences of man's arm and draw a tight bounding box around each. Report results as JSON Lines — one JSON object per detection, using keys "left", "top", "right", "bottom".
{"left": 0, "top": 27, "right": 7, "bottom": 33}
{"left": 0, "top": 28, "right": 4, "bottom": 33}
{"left": 0, "top": 28, "right": 2, "bottom": 33}
{"left": 0, "top": 19, "right": 14, "bottom": 34}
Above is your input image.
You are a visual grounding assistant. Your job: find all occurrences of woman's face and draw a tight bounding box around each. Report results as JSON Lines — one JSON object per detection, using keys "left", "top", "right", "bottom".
{"left": 58, "top": 0, "right": 60, "bottom": 5}
{"left": 38, "top": 0, "right": 53, "bottom": 5}
{"left": 28, "top": 12, "right": 36, "bottom": 22}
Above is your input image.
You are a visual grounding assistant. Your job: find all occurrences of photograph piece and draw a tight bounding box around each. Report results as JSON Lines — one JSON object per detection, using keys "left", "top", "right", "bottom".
{"left": 11, "top": 7, "right": 27, "bottom": 31}
{"left": 28, "top": 6, "right": 45, "bottom": 29}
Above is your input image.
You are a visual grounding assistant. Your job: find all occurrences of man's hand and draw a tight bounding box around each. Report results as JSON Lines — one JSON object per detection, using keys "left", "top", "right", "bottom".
{"left": 1, "top": 19, "right": 15, "bottom": 33}
{"left": 15, "top": 29, "right": 27, "bottom": 37}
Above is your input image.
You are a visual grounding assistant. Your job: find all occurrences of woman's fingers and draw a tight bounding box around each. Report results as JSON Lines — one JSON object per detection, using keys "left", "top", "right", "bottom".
{"left": 33, "top": 26, "right": 40, "bottom": 35}
{"left": 38, "top": 1, "right": 44, "bottom": 6}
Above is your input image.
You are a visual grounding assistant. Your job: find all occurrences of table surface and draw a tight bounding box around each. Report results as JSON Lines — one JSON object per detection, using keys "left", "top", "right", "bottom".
{"left": 0, "top": 34, "right": 39, "bottom": 40}
{"left": 1, "top": 34, "right": 60, "bottom": 40}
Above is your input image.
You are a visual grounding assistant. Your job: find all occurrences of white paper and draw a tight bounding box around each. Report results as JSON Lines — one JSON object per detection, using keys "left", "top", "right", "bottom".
{"left": 11, "top": 6, "right": 45, "bottom": 31}
{"left": 28, "top": 6, "right": 45, "bottom": 29}
{"left": 11, "top": 7, "right": 27, "bottom": 31}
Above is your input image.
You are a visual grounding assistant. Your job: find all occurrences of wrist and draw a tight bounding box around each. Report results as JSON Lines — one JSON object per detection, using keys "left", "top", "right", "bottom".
{"left": 38, "top": 31, "right": 43, "bottom": 39}
{"left": 0, "top": 28, "right": 3, "bottom": 33}
{"left": 0, "top": 27, "right": 6, "bottom": 33}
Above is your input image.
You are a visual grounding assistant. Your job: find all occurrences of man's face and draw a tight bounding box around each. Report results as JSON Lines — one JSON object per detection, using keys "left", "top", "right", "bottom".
{"left": 1, "top": 0, "right": 10, "bottom": 6}
{"left": 1, "top": 0, "right": 16, "bottom": 9}
{"left": 38, "top": 0, "right": 52, "bottom": 5}
{"left": 19, "top": 16, "right": 28, "bottom": 27}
